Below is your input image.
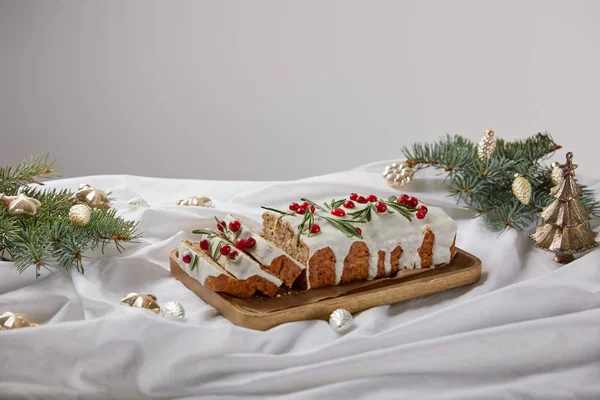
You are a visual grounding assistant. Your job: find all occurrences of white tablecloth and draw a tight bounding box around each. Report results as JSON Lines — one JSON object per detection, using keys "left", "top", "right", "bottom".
{"left": 1, "top": 161, "right": 599, "bottom": 400}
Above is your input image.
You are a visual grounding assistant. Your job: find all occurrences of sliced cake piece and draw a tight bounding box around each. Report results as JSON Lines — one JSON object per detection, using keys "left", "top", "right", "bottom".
{"left": 222, "top": 214, "right": 306, "bottom": 288}
{"left": 197, "top": 233, "right": 283, "bottom": 297}
{"left": 177, "top": 240, "right": 256, "bottom": 298}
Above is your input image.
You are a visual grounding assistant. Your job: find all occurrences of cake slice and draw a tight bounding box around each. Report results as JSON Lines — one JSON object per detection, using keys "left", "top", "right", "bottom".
{"left": 222, "top": 214, "right": 306, "bottom": 288}
{"left": 177, "top": 240, "right": 256, "bottom": 298}
{"left": 195, "top": 232, "right": 283, "bottom": 297}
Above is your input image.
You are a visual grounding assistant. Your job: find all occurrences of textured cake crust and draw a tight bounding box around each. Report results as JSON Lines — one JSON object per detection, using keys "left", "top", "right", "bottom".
{"left": 262, "top": 212, "right": 456, "bottom": 290}
{"left": 268, "top": 255, "right": 304, "bottom": 288}
{"left": 205, "top": 274, "right": 256, "bottom": 298}
{"left": 245, "top": 275, "right": 279, "bottom": 297}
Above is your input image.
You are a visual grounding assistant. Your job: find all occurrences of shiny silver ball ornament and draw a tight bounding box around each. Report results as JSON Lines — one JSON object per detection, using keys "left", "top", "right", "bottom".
{"left": 68, "top": 204, "right": 91, "bottom": 227}
{"left": 128, "top": 196, "right": 150, "bottom": 209}
{"left": 382, "top": 162, "right": 415, "bottom": 189}
{"left": 161, "top": 301, "right": 186, "bottom": 322}
{"left": 329, "top": 308, "right": 353, "bottom": 333}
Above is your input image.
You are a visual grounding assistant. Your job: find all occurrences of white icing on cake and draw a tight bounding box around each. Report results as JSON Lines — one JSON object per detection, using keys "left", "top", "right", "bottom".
{"left": 268, "top": 201, "right": 457, "bottom": 284}
{"left": 223, "top": 214, "right": 305, "bottom": 271}
{"left": 178, "top": 241, "right": 221, "bottom": 284}
{"left": 200, "top": 235, "right": 282, "bottom": 286}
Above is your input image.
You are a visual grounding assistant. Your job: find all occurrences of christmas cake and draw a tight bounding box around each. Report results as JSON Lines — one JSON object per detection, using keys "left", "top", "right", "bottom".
{"left": 222, "top": 214, "right": 306, "bottom": 287}
{"left": 177, "top": 240, "right": 256, "bottom": 298}
{"left": 262, "top": 194, "right": 457, "bottom": 289}
{"left": 183, "top": 192, "right": 457, "bottom": 297}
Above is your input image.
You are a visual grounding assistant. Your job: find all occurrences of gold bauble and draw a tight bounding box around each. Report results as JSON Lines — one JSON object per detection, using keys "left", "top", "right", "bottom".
{"left": 0, "top": 312, "right": 39, "bottom": 330}
{"left": 76, "top": 184, "right": 111, "bottom": 210}
{"left": 68, "top": 204, "right": 91, "bottom": 227}
{"left": 512, "top": 173, "right": 532, "bottom": 205}
{"left": 0, "top": 193, "right": 42, "bottom": 217}
{"left": 177, "top": 196, "right": 212, "bottom": 207}
{"left": 120, "top": 293, "right": 161, "bottom": 314}
{"left": 477, "top": 129, "right": 496, "bottom": 160}
{"left": 382, "top": 162, "right": 415, "bottom": 189}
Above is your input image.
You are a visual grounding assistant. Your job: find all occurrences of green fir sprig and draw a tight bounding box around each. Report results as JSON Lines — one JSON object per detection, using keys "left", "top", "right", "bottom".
{"left": 0, "top": 155, "right": 140, "bottom": 276}
{"left": 402, "top": 132, "right": 599, "bottom": 230}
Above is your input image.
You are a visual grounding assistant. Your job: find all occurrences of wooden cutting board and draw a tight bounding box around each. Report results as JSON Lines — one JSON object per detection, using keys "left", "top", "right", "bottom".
{"left": 169, "top": 248, "right": 481, "bottom": 331}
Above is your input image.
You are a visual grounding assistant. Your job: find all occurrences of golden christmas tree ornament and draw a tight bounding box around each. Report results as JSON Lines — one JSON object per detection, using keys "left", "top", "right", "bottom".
{"left": 0, "top": 312, "right": 39, "bottom": 330}
{"left": 530, "top": 152, "right": 598, "bottom": 263}
{"left": 177, "top": 196, "right": 212, "bottom": 207}
{"left": 0, "top": 193, "right": 42, "bottom": 217}
{"left": 512, "top": 174, "right": 532, "bottom": 205}
{"left": 382, "top": 162, "right": 415, "bottom": 189}
{"left": 120, "top": 293, "right": 161, "bottom": 314}
{"left": 76, "top": 184, "right": 111, "bottom": 210}
{"left": 68, "top": 204, "right": 91, "bottom": 227}
{"left": 477, "top": 129, "right": 496, "bottom": 160}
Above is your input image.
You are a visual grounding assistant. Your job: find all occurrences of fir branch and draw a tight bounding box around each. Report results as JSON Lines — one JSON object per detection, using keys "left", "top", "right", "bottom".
{"left": 0, "top": 154, "right": 60, "bottom": 194}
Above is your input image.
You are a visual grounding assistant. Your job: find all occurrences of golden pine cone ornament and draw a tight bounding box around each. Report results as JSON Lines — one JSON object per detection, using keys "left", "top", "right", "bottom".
{"left": 76, "top": 184, "right": 111, "bottom": 210}
{"left": 382, "top": 162, "right": 415, "bottom": 189}
{"left": 68, "top": 204, "right": 91, "bottom": 227}
{"left": 120, "top": 293, "right": 161, "bottom": 314}
{"left": 477, "top": 129, "right": 496, "bottom": 160}
{"left": 0, "top": 193, "right": 42, "bottom": 217}
{"left": 551, "top": 162, "right": 564, "bottom": 186}
{"left": 512, "top": 173, "right": 532, "bottom": 205}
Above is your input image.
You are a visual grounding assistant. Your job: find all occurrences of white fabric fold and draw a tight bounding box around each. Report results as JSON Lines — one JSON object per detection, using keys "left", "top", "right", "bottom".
{"left": 1, "top": 162, "right": 599, "bottom": 399}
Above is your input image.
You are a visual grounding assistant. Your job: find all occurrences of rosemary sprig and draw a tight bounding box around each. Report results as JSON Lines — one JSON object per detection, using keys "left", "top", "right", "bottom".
{"left": 385, "top": 200, "right": 417, "bottom": 220}
{"left": 260, "top": 206, "right": 295, "bottom": 216}
{"left": 295, "top": 208, "right": 315, "bottom": 246}
{"left": 348, "top": 203, "right": 375, "bottom": 222}
{"left": 321, "top": 216, "right": 364, "bottom": 239}
{"left": 190, "top": 254, "right": 199, "bottom": 271}
{"left": 191, "top": 228, "right": 219, "bottom": 237}
{"left": 212, "top": 240, "right": 223, "bottom": 262}
{"left": 300, "top": 198, "right": 327, "bottom": 212}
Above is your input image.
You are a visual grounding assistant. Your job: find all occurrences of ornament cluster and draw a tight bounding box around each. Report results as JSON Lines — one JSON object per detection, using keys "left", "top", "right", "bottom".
{"left": 382, "top": 162, "right": 415, "bottom": 189}
{"left": 120, "top": 293, "right": 186, "bottom": 322}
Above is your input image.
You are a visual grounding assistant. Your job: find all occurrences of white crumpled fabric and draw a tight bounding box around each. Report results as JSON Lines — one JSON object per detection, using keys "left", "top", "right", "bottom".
{"left": 1, "top": 161, "right": 599, "bottom": 400}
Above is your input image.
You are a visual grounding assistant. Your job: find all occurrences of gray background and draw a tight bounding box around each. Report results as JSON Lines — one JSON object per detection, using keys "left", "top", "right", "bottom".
{"left": 1, "top": 0, "right": 599, "bottom": 180}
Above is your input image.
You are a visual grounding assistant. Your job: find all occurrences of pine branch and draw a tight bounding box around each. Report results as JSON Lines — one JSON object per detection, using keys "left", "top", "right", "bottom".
{"left": 402, "top": 132, "right": 597, "bottom": 231}
{"left": 0, "top": 154, "right": 60, "bottom": 194}
{"left": 1, "top": 154, "right": 140, "bottom": 275}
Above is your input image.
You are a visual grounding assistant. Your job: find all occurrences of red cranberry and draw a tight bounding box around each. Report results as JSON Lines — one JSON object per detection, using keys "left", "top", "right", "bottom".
{"left": 367, "top": 194, "right": 378, "bottom": 202}
{"left": 182, "top": 253, "right": 192, "bottom": 264}
{"left": 229, "top": 220, "right": 241, "bottom": 232}
{"left": 228, "top": 250, "right": 239, "bottom": 260}
{"left": 311, "top": 224, "right": 321, "bottom": 234}
{"left": 217, "top": 220, "right": 226, "bottom": 232}
{"left": 349, "top": 193, "right": 358, "bottom": 201}
{"left": 416, "top": 210, "right": 426, "bottom": 219}
{"left": 220, "top": 245, "right": 231, "bottom": 256}
{"left": 245, "top": 237, "right": 256, "bottom": 249}
{"left": 356, "top": 196, "right": 367, "bottom": 204}
{"left": 397, "top": 194, "right": 410, "bottom": 205}
{"left": 297, "top": 207, "right": 306, "bottom": 215}
{"left": 419, "top": 205, "right": 428, "bottom": 213}
{"left": 343, "top": 200, "right": 355, "bottom": 209}
{"left": 235, "top": 238, "right": 246, "bottom": 250}
{"left": 375, "top": 201, "right": 387, "bottom": 213}
{"left": 289, "top": 202, "right": 299, "bottom": 211}
{"left": 355, "top": 227, "right": 362, "bottom": 234}
{"left": 309, "top": 205, "right": 316, "bottom": 213}
{"left": 407, "top": 197, "right": 419, "bottom": 208}
{"left": 331, "top": 208, "right": 346, "bottom": 217}
{"left": 300, "top": 201, "right": 309, "bottom": 208}
{"left": 199, "top": 239, "right": 209, "bottom": 251}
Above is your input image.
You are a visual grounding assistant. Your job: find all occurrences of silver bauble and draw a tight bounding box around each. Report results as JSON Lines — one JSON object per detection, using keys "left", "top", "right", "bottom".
{"left": 329, "top": 308, "right": 353, "bottom": 334}
{"left": 161, "top": 301, "right": 186, "bottom": 322}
